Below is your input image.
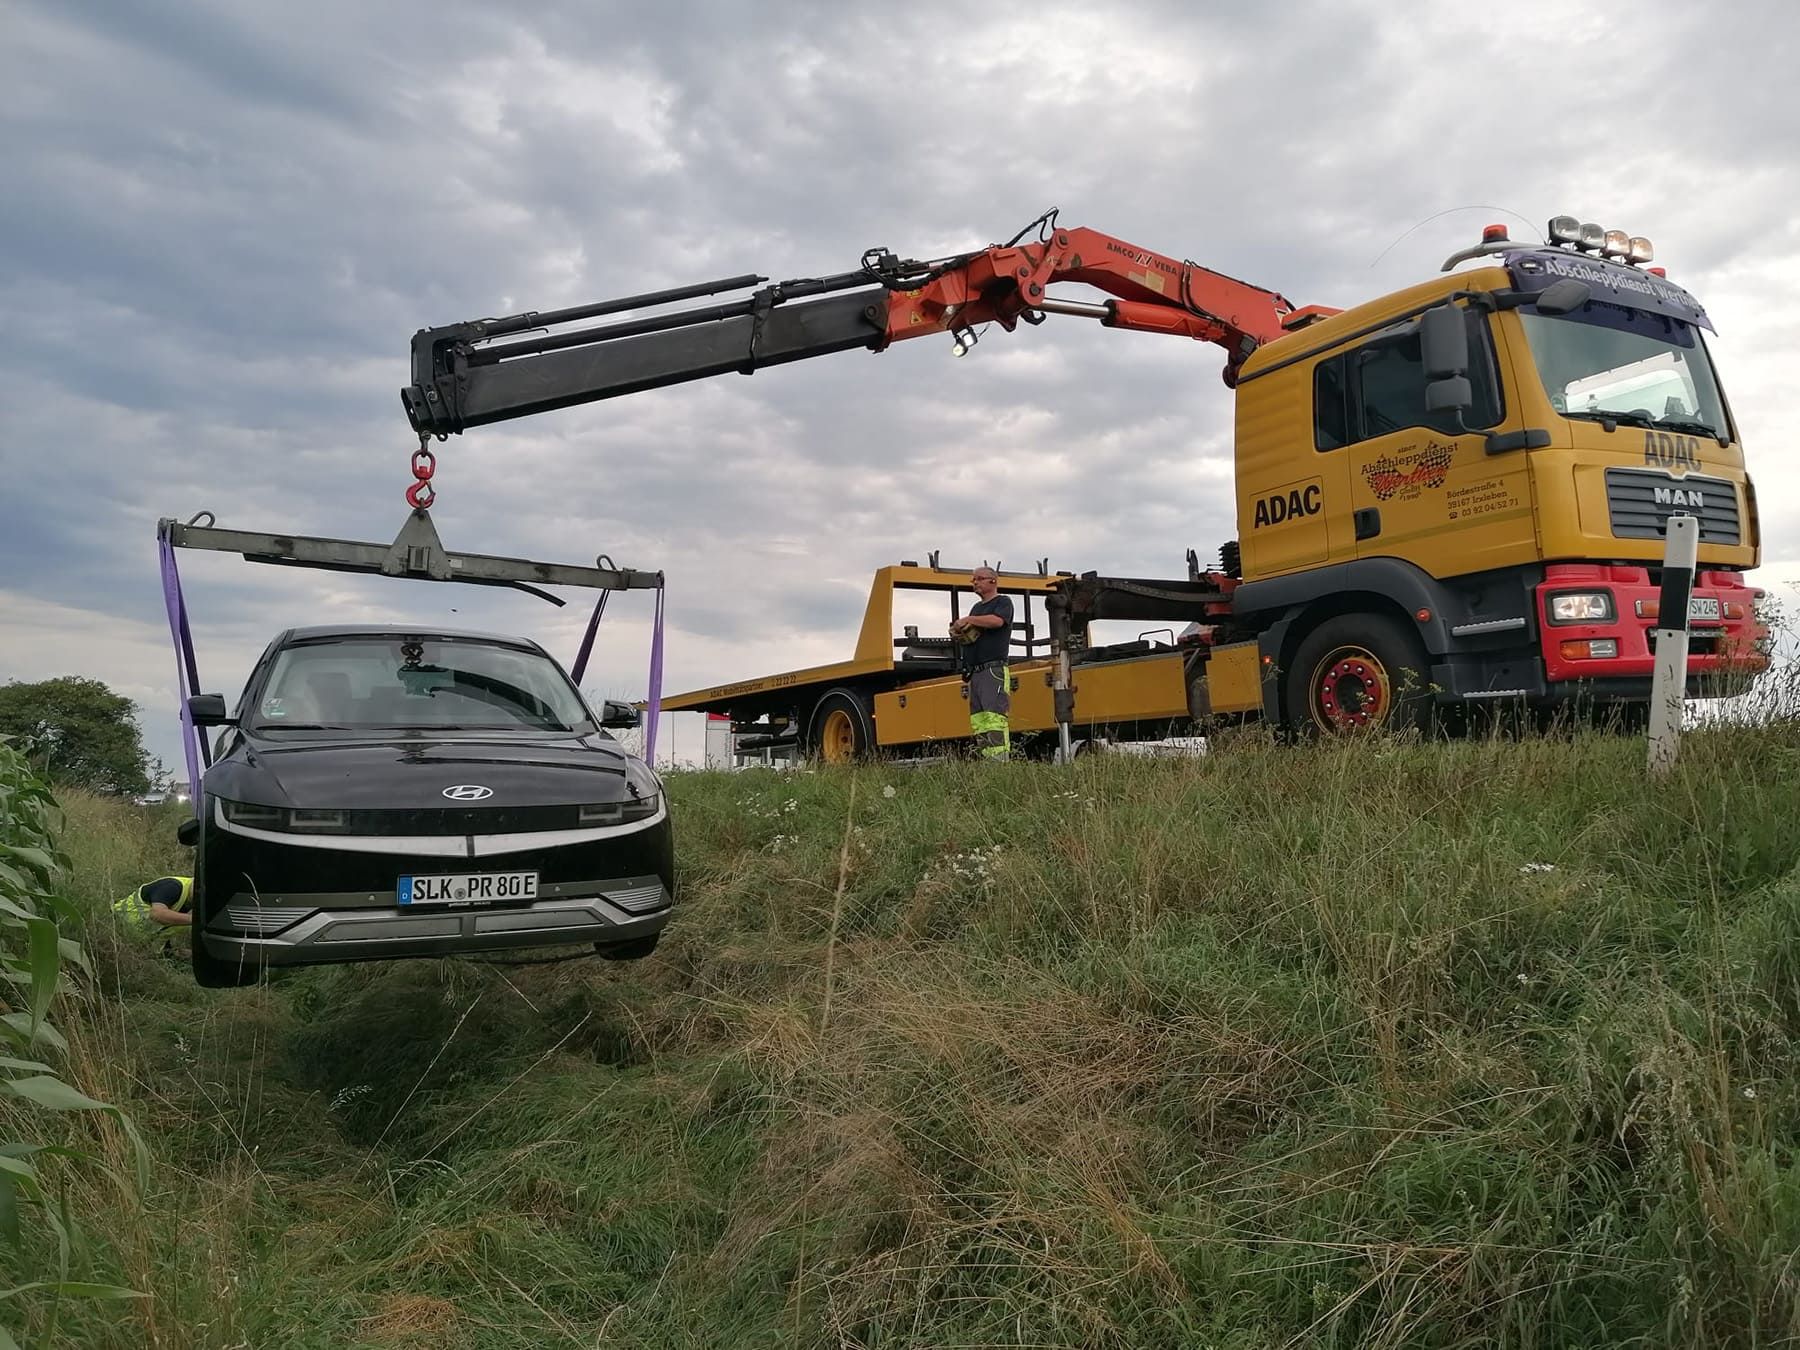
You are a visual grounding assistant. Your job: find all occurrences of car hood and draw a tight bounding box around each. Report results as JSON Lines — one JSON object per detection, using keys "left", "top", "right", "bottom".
{"left": 210, "top": 732, "right": 647, "bottom": 810}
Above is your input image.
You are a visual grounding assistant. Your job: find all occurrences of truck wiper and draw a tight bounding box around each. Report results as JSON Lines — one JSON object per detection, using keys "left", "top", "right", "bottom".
{"left": 1653, "top": 416, "right": 1727, "bottom": 441}
{"left": 1564, "top": 409, "right": 1659, "bottom": 432}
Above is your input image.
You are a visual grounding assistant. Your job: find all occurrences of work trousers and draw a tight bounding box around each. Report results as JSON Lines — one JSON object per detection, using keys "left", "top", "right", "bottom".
{"left": 967, "top": 663, "right": 1011, "bottom": 760}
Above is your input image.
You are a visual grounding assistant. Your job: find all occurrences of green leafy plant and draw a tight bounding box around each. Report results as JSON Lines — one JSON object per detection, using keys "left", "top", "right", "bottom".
{"left": 0, "top": 737, "right": 147, "bottom": 1348}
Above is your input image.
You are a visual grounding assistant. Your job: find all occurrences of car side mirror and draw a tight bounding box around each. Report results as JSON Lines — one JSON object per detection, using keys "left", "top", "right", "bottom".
{"left": 1532, "top": 278, "right": 1590, "bottom": 316}
{"left": 176, "top": 817, "right": 200, "bottom": 847}
{"left": 188, "top": 693, "right": 231, "bottom": 727}
{"left": 600, "top": 699, "right": 641, "bottom": 729}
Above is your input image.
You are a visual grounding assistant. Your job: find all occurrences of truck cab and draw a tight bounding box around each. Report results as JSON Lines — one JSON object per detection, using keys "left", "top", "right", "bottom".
{"left": 1226, "top": 221, "right": 1765, "bottom": 725}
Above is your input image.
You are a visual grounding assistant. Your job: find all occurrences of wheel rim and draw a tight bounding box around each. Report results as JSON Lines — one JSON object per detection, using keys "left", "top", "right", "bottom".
{"left": 1309, "top": 645, "right": 1392, "bottom": 730}
{"left": 819, "top": 708, "right": 858, "bottom": 763}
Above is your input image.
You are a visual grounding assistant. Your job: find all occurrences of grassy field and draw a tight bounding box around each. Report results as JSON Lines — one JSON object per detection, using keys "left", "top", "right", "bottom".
{"left": 8, "top": 721, "right": 1800, "bottom": 1348}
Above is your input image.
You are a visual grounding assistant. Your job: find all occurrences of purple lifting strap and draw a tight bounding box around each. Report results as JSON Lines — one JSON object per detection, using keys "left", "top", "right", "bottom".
{"left": 569, "top": 590, "right": 609, "bottom": 686}
{"left": 569, "top": 584, "right": 665, "bottom": 766}
{"left": 156, "top": 533, "right": 204, "bottom": 814}
{"left": 644, "top": 586, "right": 665, "bottom": 765}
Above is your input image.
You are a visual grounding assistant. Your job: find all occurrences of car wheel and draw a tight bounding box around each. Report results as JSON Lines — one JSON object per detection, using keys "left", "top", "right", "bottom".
{"left": 189, "top": 848, "right": 263, "bottom": 988}
{"left": 1286, "top": 612, "right": 1435, "bottom": 736}
{"left": 595, "top": 934, "right": 660, "bottom": 962}
{"left": 192, "top": 936, "right": 261, "bottom": 989}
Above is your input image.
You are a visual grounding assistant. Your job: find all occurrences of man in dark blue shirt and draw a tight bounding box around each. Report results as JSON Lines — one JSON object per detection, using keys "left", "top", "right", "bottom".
{"left": 949, "top": 567, "right": 1014, "bottom": 760}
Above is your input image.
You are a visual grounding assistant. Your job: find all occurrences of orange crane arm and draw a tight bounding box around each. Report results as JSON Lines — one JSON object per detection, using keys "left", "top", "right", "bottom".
{"left": 883, "top": 224, "right": 1327, "bottom": 382}
{"left": 403, "top": 212, "right": 1338, "bottom": 436}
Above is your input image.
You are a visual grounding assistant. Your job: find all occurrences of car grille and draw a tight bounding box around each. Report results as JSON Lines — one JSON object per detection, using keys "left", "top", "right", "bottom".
{"left": 606, "top": 882, "right": 670, "bottom": 913}
{"left": 290, "top": 805, "right": 602, "bottom": 835}
{"left": 1605, "top": 469, "right": 1740, "bottom": 545}
{"left": 225, "top": 904, "right": 314, "bottom": 935}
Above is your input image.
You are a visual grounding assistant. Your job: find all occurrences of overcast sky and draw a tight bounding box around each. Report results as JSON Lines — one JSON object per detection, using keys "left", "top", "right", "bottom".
{"left": 4, "top": 0, "right": 1798, "bottom": 775}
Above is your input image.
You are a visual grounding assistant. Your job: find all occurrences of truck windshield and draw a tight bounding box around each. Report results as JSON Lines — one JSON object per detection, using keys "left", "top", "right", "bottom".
{"left": 252, "top": 636, "right": 593, "bottom": 733}
{"left": 1519, "top": 301, "right": 1730, "bottom": 441}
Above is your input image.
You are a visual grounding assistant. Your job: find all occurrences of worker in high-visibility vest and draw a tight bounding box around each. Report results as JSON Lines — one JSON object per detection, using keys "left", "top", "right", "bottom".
{"left": 949, "top": 566, "right": 1014, "bottom": 761}
{"left": 112, "top": 876, "right": 195, "bottom": 945}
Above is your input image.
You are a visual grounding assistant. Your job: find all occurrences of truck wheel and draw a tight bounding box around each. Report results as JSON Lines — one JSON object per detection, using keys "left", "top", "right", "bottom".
{"left": 1286, "top": 613, "right": 1435, "bottom": 735}
{"left": 807, "top": 688, "right": 876, "bottom": 764}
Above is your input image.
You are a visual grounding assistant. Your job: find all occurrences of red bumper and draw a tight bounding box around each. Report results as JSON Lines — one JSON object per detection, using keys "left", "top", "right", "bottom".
{"left": 1536, "top": 563, "right": 1769, "bottom": 688}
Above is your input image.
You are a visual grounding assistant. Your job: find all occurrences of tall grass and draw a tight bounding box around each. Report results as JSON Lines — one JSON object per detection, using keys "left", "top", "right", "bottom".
{"left": 0, "top": 741, "right": 149, "bottom": 1348}
{"left": 32, "top": 719, "right": 1800, "bottom": 1347}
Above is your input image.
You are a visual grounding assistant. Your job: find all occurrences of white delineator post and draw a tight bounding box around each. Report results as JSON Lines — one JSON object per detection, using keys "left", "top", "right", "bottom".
{"left": 1647, "top": 514, "right": 1699, "bottom": 775}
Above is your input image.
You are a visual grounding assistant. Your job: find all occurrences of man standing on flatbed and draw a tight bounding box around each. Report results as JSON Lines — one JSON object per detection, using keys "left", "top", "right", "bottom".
{"left": 949, "top": 567, "right": 1014, "bottom": 761}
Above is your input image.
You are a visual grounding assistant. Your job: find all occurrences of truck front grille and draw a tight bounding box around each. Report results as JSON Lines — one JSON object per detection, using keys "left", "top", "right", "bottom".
{"left": 1605, "top": 469, "right": 1740, "bottom": 545}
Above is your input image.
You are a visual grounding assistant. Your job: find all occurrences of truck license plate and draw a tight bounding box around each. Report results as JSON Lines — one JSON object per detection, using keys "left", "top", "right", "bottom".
{"left": 398, "top": 871, "right": 539, "bottom": 904}
{"left": 1689, "top": 596, "right": 1720, "bottom": 621}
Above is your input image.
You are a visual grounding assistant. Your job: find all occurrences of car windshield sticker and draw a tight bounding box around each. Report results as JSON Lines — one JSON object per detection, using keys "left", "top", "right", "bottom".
{"left": 262, "top": 697, "right": 286, "bottom": 718}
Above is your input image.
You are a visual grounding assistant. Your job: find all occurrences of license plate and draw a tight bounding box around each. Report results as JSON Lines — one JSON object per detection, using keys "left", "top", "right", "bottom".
{"left": 398, "top": 871, "right": 539, "bottom": 904}
{"left": 1689, "top": 596, "right": 1720, "bottom": 621}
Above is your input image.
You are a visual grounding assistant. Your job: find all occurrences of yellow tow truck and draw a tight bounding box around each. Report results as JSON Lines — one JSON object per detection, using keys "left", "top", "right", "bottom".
{"left": 403, "top": 210, "right": 1770, "bottom": 758}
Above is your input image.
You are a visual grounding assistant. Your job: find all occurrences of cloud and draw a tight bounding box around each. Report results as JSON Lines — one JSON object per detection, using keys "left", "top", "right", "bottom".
{"left": 4, "top": 0, "right": 1797, "bottom": 768}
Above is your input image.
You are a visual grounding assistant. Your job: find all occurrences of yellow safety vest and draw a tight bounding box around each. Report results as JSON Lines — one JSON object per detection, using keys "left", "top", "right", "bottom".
{"left": 112, "top": 877, "right": 194, "bottom": 939}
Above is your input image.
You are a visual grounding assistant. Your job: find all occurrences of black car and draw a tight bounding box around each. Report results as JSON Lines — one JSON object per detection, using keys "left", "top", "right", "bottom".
{"left": 183, "top": 625, "right": 674, "bottom": 988}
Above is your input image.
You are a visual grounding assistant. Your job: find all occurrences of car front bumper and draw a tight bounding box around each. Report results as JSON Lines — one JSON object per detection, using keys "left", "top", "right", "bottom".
{"left": 196, "top": 798, "right": 675, "bottom": 968}
{"left": 200, "top": 873, "right": 672, "bottom": 966}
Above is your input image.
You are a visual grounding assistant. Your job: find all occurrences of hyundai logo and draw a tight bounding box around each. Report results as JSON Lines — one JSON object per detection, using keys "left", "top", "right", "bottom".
{"left": 441, "top": 784, "right": 494, "bottom": 802}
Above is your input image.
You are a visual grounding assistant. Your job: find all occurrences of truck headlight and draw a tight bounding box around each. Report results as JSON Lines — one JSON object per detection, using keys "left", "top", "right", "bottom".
{"left": 1548, "top": 592, "right": 1614, "bottom": 623}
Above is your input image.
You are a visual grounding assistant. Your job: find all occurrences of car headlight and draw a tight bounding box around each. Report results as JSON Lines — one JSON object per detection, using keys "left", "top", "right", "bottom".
{"left": 288, "top": 809, "right": 349, "bottom": 832}
{"left": 219, "top": 800, "right": 354, "bottom": 832}
{"left": 220, "top": 799, "right": 284, "bottom": 829}
{"left": 578, "top": 796, "right": 661, "bottom": 826}
{"left": 1548, "top": 592, "right": 1614, "bottom": 624}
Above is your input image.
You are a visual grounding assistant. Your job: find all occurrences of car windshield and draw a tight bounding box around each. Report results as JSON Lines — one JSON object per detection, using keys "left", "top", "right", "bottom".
{"left": 1519, "top": 301, "right": 1730, "bottom": 440}
{"left": 251, "top": 636, "right": 592, "bottom": 733}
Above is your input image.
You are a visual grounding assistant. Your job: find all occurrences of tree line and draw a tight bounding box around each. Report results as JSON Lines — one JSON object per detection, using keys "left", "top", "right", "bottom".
{"left": 0, "top": 677, "right": 154, "bottom": 796}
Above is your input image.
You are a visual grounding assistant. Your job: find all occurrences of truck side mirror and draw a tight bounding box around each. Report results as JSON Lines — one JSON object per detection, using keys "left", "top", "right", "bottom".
{"left": 176, "top": 817, "right": 201, "bottom": 847}
{"left": 1419, "top": 305, "right": 1469, "bottom": 379}
{"left": 1425, "top": 376, "right": 1473, "bottom": 414}
{"left": 1419, "top": 305, "right": 1472, "bottom": 416}
{"left": 187, "top": 693, "right": 231, "bottom": 727}
{"left": 600, "top": 699, "right": 641, "bottom": 729}
{"left": 1532, "top": 278, "right": 1590, "bottom": 316}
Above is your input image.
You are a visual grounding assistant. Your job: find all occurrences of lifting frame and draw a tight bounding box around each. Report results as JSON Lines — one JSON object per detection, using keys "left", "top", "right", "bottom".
{"left": 155, "top": 508, "right": 666, "bottom": 809}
